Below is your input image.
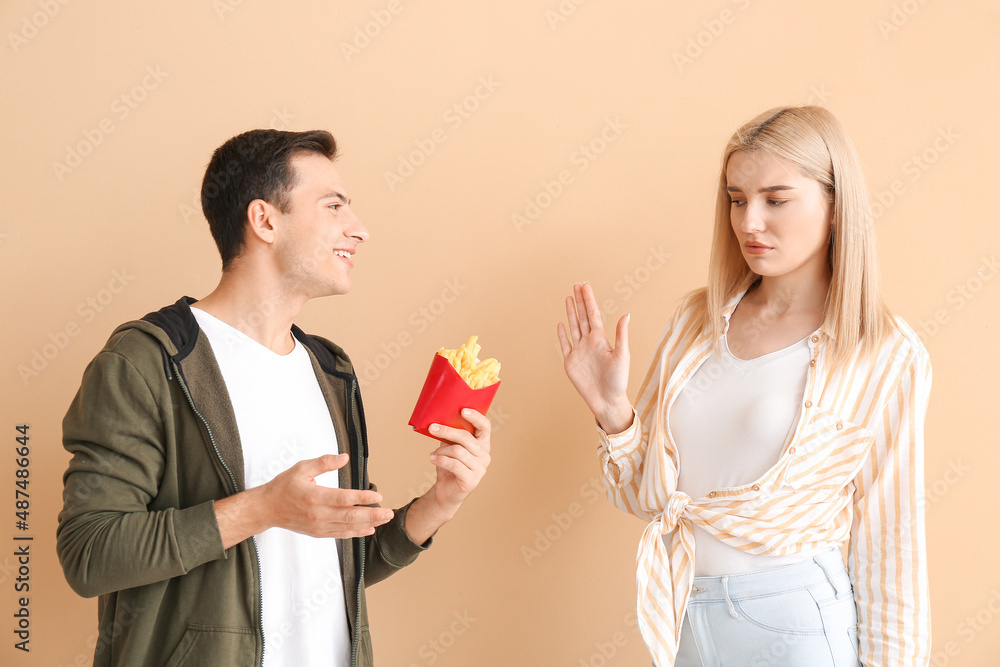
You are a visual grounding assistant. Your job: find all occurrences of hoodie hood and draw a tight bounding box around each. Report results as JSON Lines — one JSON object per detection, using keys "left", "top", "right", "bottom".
{"left": 111, "top": 296, "right": 358, "bottom": 378}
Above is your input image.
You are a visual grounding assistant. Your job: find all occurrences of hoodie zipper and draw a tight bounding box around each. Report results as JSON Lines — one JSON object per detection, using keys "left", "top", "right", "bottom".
{"left": 171, "top": 359, "right": 267, "bottom": 667}
{"left": 348, "top": 376, "right": 365, "bottom": 667}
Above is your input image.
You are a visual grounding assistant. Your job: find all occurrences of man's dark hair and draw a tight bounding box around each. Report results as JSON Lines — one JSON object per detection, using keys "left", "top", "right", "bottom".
{"left": 200, "top": 129, "right": 338, "bottom": 270}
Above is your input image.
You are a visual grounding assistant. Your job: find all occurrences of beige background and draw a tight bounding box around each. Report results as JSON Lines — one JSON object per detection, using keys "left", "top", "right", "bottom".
{"left": 2, "top": 0, "right": 997, "bottom": 665}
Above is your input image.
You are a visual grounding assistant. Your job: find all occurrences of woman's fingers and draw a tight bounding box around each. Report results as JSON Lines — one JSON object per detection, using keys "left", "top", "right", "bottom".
{"left": 562, "top": 283, "right": 618, "bottom": 365}
{"left": 614, "top": 312, "right": 630, "bottom": 359}
{"left": 574, "top": 283, "right": 591, "bottom": 334}
{"left": 564, "top": 295, "right": 582, "bottom": 342}
{"left": 581, "top": 282, "right": 605, "bottom": 333}
{"left": 563, "top": 283, "right": 613, "bottom": 353}
{"left": 556, "top": 322, "right": 573, "bottom": 360}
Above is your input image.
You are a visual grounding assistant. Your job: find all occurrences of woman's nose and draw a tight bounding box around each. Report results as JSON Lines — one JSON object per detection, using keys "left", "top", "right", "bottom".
{"left": 739, "top": 202, "right": 765, "bottom": 233}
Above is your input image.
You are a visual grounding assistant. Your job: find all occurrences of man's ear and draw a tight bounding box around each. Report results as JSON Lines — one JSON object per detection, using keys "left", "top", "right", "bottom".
{"left": 245, "top": 199, "right": 277, "bottom": 245}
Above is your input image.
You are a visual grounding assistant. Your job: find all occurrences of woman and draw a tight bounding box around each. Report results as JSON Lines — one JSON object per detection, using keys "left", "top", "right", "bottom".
{"left": 557, "top": 106, "right": 931, "bottom": 666}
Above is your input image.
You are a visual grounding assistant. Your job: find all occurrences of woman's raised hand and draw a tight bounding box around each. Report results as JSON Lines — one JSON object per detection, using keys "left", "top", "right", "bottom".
{"left": 556, "top": 282, "right": 634, "bottom": 434}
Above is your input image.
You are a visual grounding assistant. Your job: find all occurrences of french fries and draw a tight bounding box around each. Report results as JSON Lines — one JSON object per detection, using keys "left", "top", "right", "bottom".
{"left": 437, "top": 336, "right": 501, "bottom": 390}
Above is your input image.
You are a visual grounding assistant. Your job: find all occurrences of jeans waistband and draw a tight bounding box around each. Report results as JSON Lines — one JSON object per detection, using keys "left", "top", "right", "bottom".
{"left": 688, "top": 547, "right": 848, "bottom": 603}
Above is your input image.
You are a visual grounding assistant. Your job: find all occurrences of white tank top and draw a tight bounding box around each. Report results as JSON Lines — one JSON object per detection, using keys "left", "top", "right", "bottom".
{"left": 668, "top": 333, "right": 826, "bottom": 576}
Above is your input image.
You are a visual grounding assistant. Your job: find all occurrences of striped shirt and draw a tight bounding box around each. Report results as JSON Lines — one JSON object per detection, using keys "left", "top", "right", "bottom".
{"left": 598, "top": 289, "right": 932, "bottom": 666}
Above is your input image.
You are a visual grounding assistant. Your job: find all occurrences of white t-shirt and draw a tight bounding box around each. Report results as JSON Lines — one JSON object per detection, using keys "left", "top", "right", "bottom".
{"left": 669, "top": 334, "right": 826, "bottom": 576}
{"left": 191, "top": 307, "right": 351, "bottom": 667}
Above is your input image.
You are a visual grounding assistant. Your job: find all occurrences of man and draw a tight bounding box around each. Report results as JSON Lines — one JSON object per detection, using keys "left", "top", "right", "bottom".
{"left": 56, "top": 129, "right": 492, "bottom": 666}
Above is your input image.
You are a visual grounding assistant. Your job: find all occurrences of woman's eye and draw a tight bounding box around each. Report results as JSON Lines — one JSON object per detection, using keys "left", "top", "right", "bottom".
{"left": 768, "top": 199, "right": 789, "bottom": 206}
{"left": 730, "top": 200, "right": 745, "bottom": 207}
{"left": 329, "top": 204, "right": 342, "bottom": 211}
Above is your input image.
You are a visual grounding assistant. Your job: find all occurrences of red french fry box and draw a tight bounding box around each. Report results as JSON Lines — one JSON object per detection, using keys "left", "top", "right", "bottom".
{"left": 408, "top": 353, "right": 501, "bottom": 440}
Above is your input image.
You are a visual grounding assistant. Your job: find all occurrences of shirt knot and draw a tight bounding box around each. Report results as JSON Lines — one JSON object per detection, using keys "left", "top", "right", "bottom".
{"left": 661, "top": 491, "right": 691, "bottom": 534}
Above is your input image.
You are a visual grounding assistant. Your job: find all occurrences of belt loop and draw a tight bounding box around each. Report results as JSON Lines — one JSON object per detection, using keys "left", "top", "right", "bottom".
{"left": 814, "top": 551, "right": 843, "bottom": 597}
{"left": 721, "top": 577, "right": 738, "bottom": 618}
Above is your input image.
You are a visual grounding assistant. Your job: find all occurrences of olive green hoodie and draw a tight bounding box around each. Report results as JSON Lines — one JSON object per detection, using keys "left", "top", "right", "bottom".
{"left": 57, "top": 297, "right": 429, "bottom": 666}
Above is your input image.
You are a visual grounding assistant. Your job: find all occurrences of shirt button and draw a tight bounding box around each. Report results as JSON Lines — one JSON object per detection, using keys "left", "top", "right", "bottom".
{"left": 708, "top": 491, "right": 717, "bottom": 498}
{"left": 810, "top": 335, "right": 820, "bottom": 343}
{"left": 789, "top": 447, "right": 796, "bottom": 454}
{"left": 752, "top": 484, "right": 760, "bottom": 491}
{"left": 809, "top": 359, "right": 816, "bottom": 367}
{"left": 836, "top": 421, "right": 844, "bottom": 430}
{"left": 804, "top": 400, "right": 813, "bottom": 408}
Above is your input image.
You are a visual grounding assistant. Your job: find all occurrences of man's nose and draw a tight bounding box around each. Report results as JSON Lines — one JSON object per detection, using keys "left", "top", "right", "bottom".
{"left": 348, "top": 210, "right": 370, "bottom": 242}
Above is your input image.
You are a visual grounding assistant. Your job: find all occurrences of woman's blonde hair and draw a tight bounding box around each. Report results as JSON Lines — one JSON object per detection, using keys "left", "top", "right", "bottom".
{"left": 692, "top": 105, "right": 893, "bottom": 364}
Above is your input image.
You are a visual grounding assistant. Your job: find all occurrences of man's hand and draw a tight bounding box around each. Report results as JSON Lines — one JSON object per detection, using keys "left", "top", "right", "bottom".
{"left": 428, "top": 408, "right": 492, "bottom": 513}
{"left": 215, "top": 453, "right": 393, "bottom": 549}
{"left": 404, "top": 408, "right": 492, "bottom": 544}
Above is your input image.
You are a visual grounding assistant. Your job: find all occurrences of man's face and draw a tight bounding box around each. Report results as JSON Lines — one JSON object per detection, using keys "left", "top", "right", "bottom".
{"left": 273, "top": 152, "right": 369, "bottom": 298}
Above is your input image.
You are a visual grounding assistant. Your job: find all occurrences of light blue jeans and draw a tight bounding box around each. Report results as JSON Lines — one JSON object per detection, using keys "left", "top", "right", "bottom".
{"left": 672, "top": 548, "right": 861, "bottom": 667}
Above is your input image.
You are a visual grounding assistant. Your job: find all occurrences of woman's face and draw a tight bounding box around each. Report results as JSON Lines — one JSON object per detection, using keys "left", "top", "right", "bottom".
{"left": 726, "top": 150, "right": 833, "bottom": 283}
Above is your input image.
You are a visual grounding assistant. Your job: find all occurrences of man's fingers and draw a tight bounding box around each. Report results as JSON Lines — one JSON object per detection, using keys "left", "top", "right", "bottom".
{"left": 338, "top": 505, "right": 393, "bottom": 527}
{"left": 316, "top": 505, "right": 392, "bottom": 530}
{"left": 430, "top": 451, "right": 475, "bottom": 479}
{"left": 289, "top": 502, "right": 394, "bottom": 539}
{"left": 317, "top": 506, "right": 392, "bottom": 538}
{"left": 319, "top": 487, "right": 383, "bottom": 507}
{"left": 432, "top": 442, "right": 486, "bottom": 469}
{"left": 429, "top": 420, "right": 487, "bottom": 452}
{"left": 301, "top": 453, "right": 349, "bottom": 479}
{"left": 458, "top": 408, "right": 491, "bottom": 436}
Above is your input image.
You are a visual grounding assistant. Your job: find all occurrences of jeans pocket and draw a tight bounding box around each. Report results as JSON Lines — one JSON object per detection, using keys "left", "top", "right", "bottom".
{"left": 736, "top": 589, "right": 826, "bottom": 635}
{"left": 848, "top": 625, "right": 859, "bottom": 657}
{"left": 818, "top": 596, "right": 861, "bottom": 665}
